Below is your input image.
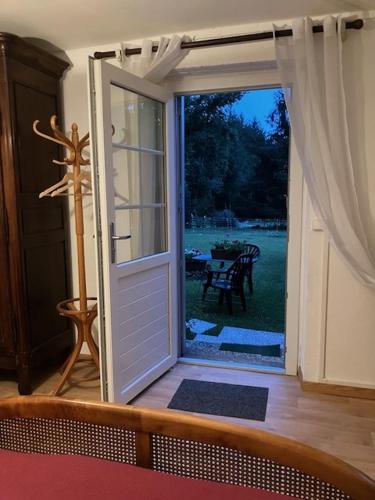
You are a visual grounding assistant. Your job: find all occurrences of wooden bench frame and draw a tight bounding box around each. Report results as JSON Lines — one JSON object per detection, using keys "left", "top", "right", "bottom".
{"left": 0, "top": 396, "right": 374, "bottom": 499}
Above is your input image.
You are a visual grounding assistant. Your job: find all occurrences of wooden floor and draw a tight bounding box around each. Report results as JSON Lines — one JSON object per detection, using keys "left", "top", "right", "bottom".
{"left": 1, "top": 361, "right": 375, "bottom": 480}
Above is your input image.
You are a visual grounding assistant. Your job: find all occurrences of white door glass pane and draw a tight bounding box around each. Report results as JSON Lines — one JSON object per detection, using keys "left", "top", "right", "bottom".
{"left": 110, "top": 82, "right": 168, "bottom": 265}
{"left": 115, "top": 208, "right": 167, "bottom": 264}
{"left": 113, "top": 149, "right": 165, "bottom": 206}
{"left": 111, "top": 84, "right": 163, "bottom": 151}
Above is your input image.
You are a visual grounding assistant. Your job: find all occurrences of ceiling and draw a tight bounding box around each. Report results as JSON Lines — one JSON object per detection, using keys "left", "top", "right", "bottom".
{"left": 1, "top": 0, "right": 374, "bottom": 51}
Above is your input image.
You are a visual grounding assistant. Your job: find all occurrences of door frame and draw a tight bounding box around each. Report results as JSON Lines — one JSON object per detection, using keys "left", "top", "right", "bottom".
{"left": 166, "top": 67, "right": 303, "bottom": 376}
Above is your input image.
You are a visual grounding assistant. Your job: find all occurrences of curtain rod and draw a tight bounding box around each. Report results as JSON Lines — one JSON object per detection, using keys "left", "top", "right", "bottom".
{"left": 93, "top": 18, "right": 363, "bottom": 60}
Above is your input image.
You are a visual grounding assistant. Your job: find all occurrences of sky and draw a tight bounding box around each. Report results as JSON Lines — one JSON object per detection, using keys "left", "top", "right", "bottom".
{"left": 231, "top": 88, "right": 281, "bottom": 132}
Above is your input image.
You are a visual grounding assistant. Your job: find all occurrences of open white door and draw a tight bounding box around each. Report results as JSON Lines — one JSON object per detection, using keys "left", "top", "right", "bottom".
{"left": 88, "top": 59, "right": 178, "bottom": 403}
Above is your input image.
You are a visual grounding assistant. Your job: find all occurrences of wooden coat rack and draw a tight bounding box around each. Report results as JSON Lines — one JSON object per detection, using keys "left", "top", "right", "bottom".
{"left": 34, "top": 115, "right": 99, "bottom": 396}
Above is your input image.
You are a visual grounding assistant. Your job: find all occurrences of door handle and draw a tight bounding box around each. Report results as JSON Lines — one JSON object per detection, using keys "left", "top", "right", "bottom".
{"left": 112, "top": 234, "right": 131, "bottom": 241}
{"left": 110, "top": 222, "right": 131, "bottom": 263}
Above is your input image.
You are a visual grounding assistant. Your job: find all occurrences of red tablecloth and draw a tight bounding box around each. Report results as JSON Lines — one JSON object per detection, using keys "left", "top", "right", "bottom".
{"left": 0, "top": 450, "right": 296, "bottom": 499}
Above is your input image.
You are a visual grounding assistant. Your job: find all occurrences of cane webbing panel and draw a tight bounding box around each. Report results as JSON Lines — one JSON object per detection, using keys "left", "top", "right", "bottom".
{"left": 0, "top": 417, "right": 353, "bottom": 498}
{"left": 0, "top": 418, "right": 136, "bottom": 464}
{"left": 151, "top": 434, "right": 350, "bottom": 500}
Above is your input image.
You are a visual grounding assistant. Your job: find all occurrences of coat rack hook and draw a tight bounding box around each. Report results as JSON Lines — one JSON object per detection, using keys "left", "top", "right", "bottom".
{"left": 52, "top": 159, "right": 70, "bottom": 166}
{"left": 50, "top": 115, "right": 74, "bottom": 149}
{"left": 33, "top": 120, "right": 70, "bottom": 149}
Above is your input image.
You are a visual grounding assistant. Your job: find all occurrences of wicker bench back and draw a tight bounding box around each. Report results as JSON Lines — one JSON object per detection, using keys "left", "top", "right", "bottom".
{"left": 0, "top": 397, "right": 373, "bottom": 500}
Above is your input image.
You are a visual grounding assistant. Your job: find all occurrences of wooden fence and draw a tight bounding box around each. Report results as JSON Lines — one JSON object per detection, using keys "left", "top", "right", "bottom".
{"left": 188, "top": 216, "right": 287, "bottom": 231}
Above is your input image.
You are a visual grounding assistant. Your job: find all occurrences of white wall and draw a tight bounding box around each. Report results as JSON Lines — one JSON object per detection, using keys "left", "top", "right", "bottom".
{"left": 62, "top": 12, "right": 375, "bottom": 387}
{"left": 62, "top": 42, "right": 118, "bottom": 303}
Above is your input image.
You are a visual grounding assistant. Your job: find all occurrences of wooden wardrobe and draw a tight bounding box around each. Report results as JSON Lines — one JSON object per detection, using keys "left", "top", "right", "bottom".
{"left": 0, "top": 33, "right": 73, "bottom": 394}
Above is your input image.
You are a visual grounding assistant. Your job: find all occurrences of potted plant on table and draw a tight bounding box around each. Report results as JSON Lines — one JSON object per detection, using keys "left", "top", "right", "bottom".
{"left": 210, "top": 239, "right": 247, "bottom": 260}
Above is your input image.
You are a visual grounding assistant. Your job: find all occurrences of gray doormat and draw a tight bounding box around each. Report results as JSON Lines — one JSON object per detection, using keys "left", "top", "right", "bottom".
{"left": 168, "top": 379, "right": 268, "bottom": 421}
{"left": 219, "top": 342, "right": 281, "bottom": 357}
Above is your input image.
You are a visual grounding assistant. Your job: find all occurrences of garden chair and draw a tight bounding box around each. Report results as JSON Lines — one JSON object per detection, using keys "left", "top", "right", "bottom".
{"left": 244, "top": 244, "right": 260, "bottom": 294}
{"left": 202, "top": 253, "right": 253, "bottom": 315}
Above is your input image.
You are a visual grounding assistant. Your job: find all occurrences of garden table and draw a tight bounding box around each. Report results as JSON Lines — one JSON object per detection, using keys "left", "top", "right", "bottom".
{"left": 192, "top": 253, "right": 234, "bottom": 267}
{"left": 192, "top": 253, "right": 259, "bottom": 296}
{"left": 193, "top": 253, "right": 258, "bottom": 269}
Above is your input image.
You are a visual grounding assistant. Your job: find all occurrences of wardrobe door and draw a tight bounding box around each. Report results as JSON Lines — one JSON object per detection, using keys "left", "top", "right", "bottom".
{"left": 13, "top": 81, "right": 71, "bottom": 354}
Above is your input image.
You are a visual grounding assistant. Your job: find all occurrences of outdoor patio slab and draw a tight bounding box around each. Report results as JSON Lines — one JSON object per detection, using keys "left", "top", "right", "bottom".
{"left": 187, "top": 318, "right": 217, "bottom": 335}
{"left": 194, "top": 326, "right": 284, "bottom": 346}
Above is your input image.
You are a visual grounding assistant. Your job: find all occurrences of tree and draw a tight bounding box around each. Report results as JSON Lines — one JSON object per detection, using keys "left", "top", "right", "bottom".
{"left": 184, "top": 92, "right": 244, "bottom": 217}
{"left": 267, "top": 90, "right": 289, "bottom": 184}
{"left": 184, "top": 90, "right": 290, "bottom": 220}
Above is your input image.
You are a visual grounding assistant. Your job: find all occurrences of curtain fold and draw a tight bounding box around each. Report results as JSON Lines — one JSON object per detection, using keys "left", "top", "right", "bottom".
{"left": 274, "top": 16, "right": 375, "bottom": 287}
{"left": 121, "top": 34, "right": 190, "bottom": 83}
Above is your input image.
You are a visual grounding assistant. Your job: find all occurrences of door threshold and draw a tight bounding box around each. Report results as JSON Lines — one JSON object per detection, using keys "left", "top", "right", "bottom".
{"left": 178, "top": 356, "right": 285, "bottom": 375}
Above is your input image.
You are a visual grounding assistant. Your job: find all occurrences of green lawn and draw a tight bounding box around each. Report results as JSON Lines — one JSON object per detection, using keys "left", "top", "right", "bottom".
{"left": 185, "top": 228, "right": 287, "bottom": 333}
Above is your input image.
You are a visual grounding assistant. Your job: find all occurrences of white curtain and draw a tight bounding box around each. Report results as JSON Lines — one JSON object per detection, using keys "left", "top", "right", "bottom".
{"left": 120, "top": 34, "right": 190, "bottom": 83}
{"left": 274, "top": 16, "right": 375, "bottom": 287}
{"left": 117, "top": 35, "right": 190, "bottom": 259}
